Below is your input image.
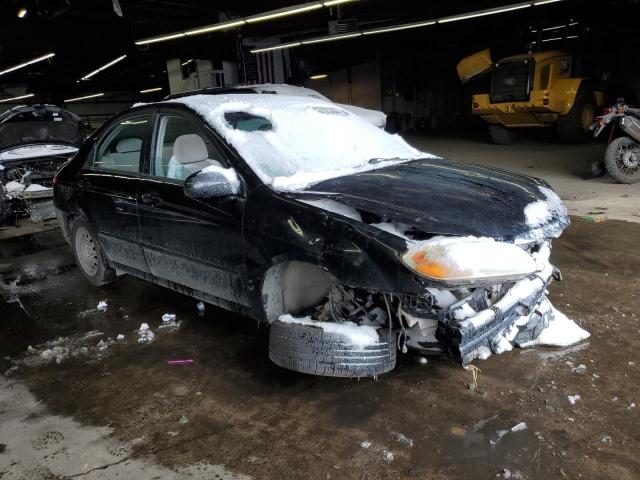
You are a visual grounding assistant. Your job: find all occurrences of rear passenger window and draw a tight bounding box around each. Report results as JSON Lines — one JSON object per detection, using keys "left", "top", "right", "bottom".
{"left": 93, "top": 115, "right": 150, "bottom": 172}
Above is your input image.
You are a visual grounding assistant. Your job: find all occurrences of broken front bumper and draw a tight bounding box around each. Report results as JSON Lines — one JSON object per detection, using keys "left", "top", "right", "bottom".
{"left": 405, "top": 242, "right": 560, "bottom": 365}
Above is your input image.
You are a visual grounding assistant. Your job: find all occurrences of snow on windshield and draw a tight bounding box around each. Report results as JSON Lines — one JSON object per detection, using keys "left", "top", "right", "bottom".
{"left": 168, "top": 94, "right": 429, "bottom": 190}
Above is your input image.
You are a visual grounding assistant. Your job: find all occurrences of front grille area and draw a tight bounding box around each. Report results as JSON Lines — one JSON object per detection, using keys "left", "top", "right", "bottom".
{"left": 490, "top": 61, "right": 533, "bottom": 103}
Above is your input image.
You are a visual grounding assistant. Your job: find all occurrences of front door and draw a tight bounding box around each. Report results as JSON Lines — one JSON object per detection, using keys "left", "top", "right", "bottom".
{"left": 76, "top": 113, "right": 151, "bottom": 273}
{"left": 137, "top": 110, "right": 248, "bottom": 306}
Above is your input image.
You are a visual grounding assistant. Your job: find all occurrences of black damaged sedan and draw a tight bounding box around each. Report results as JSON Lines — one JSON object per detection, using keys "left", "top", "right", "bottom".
{"left": 54, "top": 91, "right": 586, "bottom": 378}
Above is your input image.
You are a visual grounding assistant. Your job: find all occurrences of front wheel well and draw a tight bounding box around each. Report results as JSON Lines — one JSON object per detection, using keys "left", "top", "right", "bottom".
{"left": 261, "top": 261, "right": 337, "bottom": 323}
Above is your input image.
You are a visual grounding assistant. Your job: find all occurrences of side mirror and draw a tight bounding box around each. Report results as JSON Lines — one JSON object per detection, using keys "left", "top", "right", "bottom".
{"left": 184, "top": 166, "right": 240, "bottom": 199}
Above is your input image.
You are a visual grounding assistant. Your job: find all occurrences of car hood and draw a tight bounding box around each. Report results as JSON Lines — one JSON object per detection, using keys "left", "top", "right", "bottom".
{"left": 0, "top": 144, "right": 79, "bottom": 162}
{"left": 296, "top": 157, "right": 569, "bottom": 242}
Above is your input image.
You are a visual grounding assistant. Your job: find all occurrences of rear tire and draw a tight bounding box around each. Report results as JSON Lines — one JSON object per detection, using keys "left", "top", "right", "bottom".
{"left": 604, "top": 136, "right": 640, "bottom": 184}
{"left": 556, "top": 90, "right": 596, "bottom": 143}
{"left": 71, "top": 219, "right": 115, "bottom": 286}
{"left": 269, "top": 320, "right": 396, "bottom": 378}
{"left": 488, "top": 124, "right": 513, "bottom": 145}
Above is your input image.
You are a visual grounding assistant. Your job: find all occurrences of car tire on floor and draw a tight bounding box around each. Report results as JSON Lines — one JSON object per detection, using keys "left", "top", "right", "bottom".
{"left": 268, "top": 320, "right": 397, "bottom": 378}
{"left": 70, "top": 218, "right": 116, "bottom": 286}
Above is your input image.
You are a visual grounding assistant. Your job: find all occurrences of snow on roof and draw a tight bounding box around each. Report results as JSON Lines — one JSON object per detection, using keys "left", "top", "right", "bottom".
{"left": 165, "top": 93, "right": 428, "bottom": 191}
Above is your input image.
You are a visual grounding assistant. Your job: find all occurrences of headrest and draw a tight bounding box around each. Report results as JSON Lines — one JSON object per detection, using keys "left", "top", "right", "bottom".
{"left": 173, "top": 134, "right": 208, "bottom": 165}
{"left": 116, "top": 138, "right": 142, "bottom": 153}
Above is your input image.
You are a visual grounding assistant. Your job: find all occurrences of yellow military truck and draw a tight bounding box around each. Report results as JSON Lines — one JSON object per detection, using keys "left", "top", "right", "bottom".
{"left": 458, "top": 49, "right": 604, "bottom": 144}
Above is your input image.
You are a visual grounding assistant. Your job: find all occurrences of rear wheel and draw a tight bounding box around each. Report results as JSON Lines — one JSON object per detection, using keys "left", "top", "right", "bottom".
{"left": 488, "top": 124, "right": 513, "bottom": 145}
{"left": 604, "top": 136, "right": 640, "bottom": 184}
{"left": 269, "top": 320, "right": 397, "bottom": 378}
{"left": 556, "top": 90, "right": 596, "bottom": 143}
{"left": 71, "top": 219, "right": 115, "bottom": 286}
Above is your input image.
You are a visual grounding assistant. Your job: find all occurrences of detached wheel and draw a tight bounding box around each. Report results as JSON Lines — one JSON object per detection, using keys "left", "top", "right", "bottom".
{"left": 488, "top": 124, "right": 513, "bottom": 145}
{"left": 71, "top": 219, "right": 115, "bottom": 286}
{"left": 556, "top": 90, "right": 596, "bottom": 143}
{"left": 604, "top": 137, "right": 640, "bottom": 184}
{"left": 269, "top": 320, "right": 396, "bottom": 378}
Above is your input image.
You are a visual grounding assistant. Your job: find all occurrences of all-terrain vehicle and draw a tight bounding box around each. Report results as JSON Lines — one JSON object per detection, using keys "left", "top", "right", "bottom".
{"left": 458, "top": 49, "right": 604, "bottom": 144}
{"left": 0, "top": 104, "right": 85, "bottom": 226}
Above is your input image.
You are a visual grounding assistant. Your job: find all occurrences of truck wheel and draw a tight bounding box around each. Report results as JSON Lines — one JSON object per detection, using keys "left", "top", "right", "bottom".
{"left": 488, "top": 124, "right": 513, "bottom": 145}
{"left": 556, "top": 91, "right": 596, "bottom": 143}
{"left": 71, "top": 219, "right": 116, "bottom": 286}
{"left": 268, "top": 320, "right": 397, "bottom": 378}
{"left": 604, "top": 137, "right": 640, "bottom": 184}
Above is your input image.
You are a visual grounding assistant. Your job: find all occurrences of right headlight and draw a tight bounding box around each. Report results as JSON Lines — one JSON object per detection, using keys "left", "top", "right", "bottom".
{"left": 401, "top": 236, "right": 537, "bottom": 286}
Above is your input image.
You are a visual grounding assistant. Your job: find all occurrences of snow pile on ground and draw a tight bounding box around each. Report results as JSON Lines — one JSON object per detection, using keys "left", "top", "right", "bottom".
{"left": 4, "top": 180, "right": 25, "bottom": 197}
{"left": 158, "top": 313, "right": 181, "bottom": 331}
{"left": 403, "top": 236, "right": 536, "bottom": 281}
{"left": 0, "top": 144, "right": 78, "bottom": 161}
{"left": 10, "top": 331, "right": 107, "bottom": 369}
{"left": 168, "top": 94, "right": 430, "bottom": 191}
{"left": 96, "top": 300, "right": 108, "bottom": 312}
{"left": 300, "top": 198, "right": 362, "bottom": 221}
{"left": 278, "top": 314, "right": 379, "bottom": 347}
{"left": 524, "top": 186, "right": 568, "bottom": 228}
{"left": 137, "top": 323, "right": 155, "bottom": 343}
{"left": 520, "top": 303, "right": 591, "bottom": 348}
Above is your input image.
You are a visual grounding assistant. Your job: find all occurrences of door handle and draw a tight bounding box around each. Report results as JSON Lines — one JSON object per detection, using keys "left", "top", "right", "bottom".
{"left": 141, "top": 192, "right": 160, "bottom": 206}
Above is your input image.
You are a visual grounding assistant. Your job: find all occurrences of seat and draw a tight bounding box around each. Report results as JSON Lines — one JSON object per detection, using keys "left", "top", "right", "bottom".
{"left": 167, "top": 134, "right": 221, "bottom": 180}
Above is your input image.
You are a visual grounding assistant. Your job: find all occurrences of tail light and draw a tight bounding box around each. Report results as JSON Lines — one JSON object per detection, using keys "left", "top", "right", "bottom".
{"left": 52, "top": 175, "right": 57, "bottom": 188}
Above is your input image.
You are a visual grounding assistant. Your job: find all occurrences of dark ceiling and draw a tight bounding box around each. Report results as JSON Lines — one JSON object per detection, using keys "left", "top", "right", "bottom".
{"left": 0, "top": 0, "right": 638, "bottom": 103}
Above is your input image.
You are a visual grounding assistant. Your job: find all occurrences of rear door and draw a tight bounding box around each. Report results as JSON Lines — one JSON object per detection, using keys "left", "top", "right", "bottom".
{"left": 137, "top": 108, "right": 248, "bottom": 306}
{"left": 76, "top": 112, "right": 152, "bottom": 273}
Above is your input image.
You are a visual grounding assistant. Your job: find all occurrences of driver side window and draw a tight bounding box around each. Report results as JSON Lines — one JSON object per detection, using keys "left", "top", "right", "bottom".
{"left": 153, "top": 114, "right": 225, "bottom": 181}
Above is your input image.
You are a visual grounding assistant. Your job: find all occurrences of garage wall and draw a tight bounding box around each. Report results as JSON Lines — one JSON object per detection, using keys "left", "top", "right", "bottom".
{"left": 304, "top": 60, "right": 381, "bottom": 110}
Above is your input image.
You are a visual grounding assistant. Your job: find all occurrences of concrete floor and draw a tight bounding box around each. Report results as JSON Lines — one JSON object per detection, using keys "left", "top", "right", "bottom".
{"left": 1, "top": 136, "right": 639, "bottom": 479}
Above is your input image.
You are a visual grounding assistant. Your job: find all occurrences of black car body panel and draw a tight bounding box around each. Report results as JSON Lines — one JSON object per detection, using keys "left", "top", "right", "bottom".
{"left": 298, "top": 158, "right": 558, "bottom": 241}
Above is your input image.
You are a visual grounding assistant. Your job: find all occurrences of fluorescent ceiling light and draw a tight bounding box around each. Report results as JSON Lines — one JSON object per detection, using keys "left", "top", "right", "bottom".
{"left": 0, "top": 53, "right": 55, "bottom": 77}
{"left": 251, "top": 42, "right": 302, "bottom": 54}
{"left": 363, "top": 20, "right": 436, "bottom": 35}
{"left": 439, "top": 3, "right": 531, "bottom": 23}
{"left": 135, "top": 1, "right": 358, "bottom": 45}
{"left": 542, "top": 24, "right": 566, "bottom": 31}
{"left": 185, "top": 19, "right": 246, "bottom": 36}
{"left": 323, "top": 0, "right": 356, "bottom": 5}
{"left": 566, "top": 35, "right": 579, "bottom": 39}
{"left": 246, "top": 3, "right": 322, "bottom": 23}
{"left": 542, "top": 37, "right": 562, "bottom": 42}
{"left": 140, "top": 87, "right": 162, "bottom": 93}
{"left": 309, "top": 74, "right": 327, "bottom": 79}
{"left": 17, "top": 7, "right": 27, "bottom": 18}
{"left": 81, "top": 55, "right": 127, "bottom": 80}
{"left": 251, "top": 0, "right": 565, "bottom": 54}
{"left": 0, "top": 93, "right": 35, "bottom": 103}
{"left": 302, "top": 32, "right": 362, "bottom": 45}
{"left": 64, "top": 93, "right": 105, "bottom": 103}
{"left": 181, "top": 59, "right": 193, "bottom": 66}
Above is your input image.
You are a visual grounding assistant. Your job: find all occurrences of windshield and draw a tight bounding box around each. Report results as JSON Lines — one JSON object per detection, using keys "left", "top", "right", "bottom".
{"left": 171, "top": 94, "right": 426, "bottom": 190}
{"left": 0, "top": 109, "right": 82, "bottom": 147}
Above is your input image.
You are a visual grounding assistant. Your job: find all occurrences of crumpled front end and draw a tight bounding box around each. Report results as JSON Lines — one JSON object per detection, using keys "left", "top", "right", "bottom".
{"left": 399, "top": 240, "right": 589, "bottom": 364}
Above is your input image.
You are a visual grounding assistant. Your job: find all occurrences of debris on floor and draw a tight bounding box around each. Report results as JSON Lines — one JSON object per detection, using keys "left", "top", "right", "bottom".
{"left": 360, "top": 441, "right": 371, "bottom": 449}
{"left": 137, "top": 323, "right": 155, "bottom": 343}
{"left": 97, "top": 299, "right": 108, "bottom": 312}
{"left": 159, "top": 312, "right": 181, "bottom": 331}
{"left": 510, "top": 422, "right": 527, "bottom": 432}
{"left": 382, "top": 450, "right": 394, "bottom": 462}
{"left": 568, "top": 395, "right": 581, "bottom": 405}
{"left": 167, "top": 359, "right": 194, "bottom": 365}
{"left": 197, "top": 301, "right": 205, "bottom": 316}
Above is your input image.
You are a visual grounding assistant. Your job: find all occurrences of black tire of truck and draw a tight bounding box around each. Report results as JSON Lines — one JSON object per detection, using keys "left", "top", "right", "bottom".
{"left": 556, "top": 90, "right": 597, "bottom": 143}
{"left": 488, "top": 124, "right": 513, "bottom": 145}
{"left": 604, "top": 136, "right": 640, "bottom": 184}
{"left": 70, "top": 218, "right": 116, "bottom": 286}
{"left": 268, "top": 320, "right": 397, "bottom": 378}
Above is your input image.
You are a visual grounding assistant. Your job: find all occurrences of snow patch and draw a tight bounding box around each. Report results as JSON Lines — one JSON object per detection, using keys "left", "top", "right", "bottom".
{"left": 0, "top": 144, "right": 78, "bottom": 161}
{"left": 524, "top": 186, "right": 568, "bottom": 228}
{"left": 96, "top": 300, "right": 108, "bottom": 312}
{"left": 520, "top": 304, "right": 590, "bottom": 348}
{"left": 167, "top": 94, "right": 430, "bottom": 191}
{"left": 200, "top": 164, "right": 241, "bottom": 192}
{"left": 278, "top": 314, "right": 379, "bottom": 347}
{"left": 159, "top": 313, "right": 181, "bottom": 331}
{"left": 137, "top": 323, "right": 155, "bottom": 343}
{"left": 300, "top": 198, "right": 362, "bottom": 221}
{"left": 24, "top": 183, "right": 50, "bottom": 192}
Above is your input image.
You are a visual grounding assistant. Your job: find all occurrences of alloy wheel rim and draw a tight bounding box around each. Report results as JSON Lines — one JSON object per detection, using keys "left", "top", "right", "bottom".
{"left": 75, "top": 226, "right": 99, "bottom": 276}
{"left": 616, "top": 145, "right": 640, "bottom": 174}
